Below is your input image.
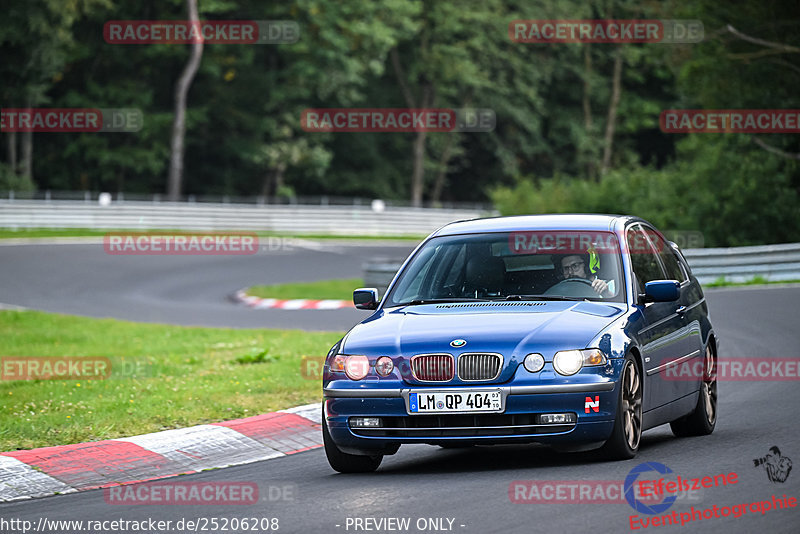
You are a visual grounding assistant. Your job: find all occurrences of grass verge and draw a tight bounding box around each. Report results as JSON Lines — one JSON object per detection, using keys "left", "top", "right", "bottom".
{"left": 705, "top": 276, "right": 800, "bottom": 288}
{"left": 246, "top": 279, "right": 363, "bottom": 301}
{"left": 0, "top": 310, "right": 341, "bottom": 451}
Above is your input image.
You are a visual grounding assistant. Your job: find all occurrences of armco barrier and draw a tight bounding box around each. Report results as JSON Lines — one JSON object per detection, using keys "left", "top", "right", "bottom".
{"left": 681, "top": 242, "right": 800, "bottom": 284}
{"left": 362, "top": 242, "right": 800, "bottom": 296}
{"left": 0, "top": 200, "right": 490, "bottom": 237}
{"left": 1, "top": 201, "right": 797, "bottom": 285}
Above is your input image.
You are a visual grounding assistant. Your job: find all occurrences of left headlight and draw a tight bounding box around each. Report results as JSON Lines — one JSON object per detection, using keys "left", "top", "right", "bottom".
{"left": 552, "top": 349, "right": 607, "bottom": 376}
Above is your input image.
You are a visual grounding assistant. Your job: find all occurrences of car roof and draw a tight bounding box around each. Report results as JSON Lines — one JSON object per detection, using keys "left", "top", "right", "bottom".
{"left": 431, "top": 214, "right": 636, "bottom": 237}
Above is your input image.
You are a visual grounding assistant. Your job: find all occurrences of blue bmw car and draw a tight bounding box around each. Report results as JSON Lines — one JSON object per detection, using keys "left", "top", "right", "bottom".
{"left": 322, "top": 215, "right": 718, "bottom": 472}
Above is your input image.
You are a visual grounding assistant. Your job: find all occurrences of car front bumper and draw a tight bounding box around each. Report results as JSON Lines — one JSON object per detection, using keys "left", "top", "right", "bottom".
{"left": 323, "top": 378, "right": 620, "bottom": 454}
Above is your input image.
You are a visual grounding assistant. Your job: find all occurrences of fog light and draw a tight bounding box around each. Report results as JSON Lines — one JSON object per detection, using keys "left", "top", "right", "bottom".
{"left": 350, "top": 417, "right": 383, "bottom": 428}
{"left": 523, "top": 353, "right": 545, "bottom": 373}
{"left": 375, "top": 356, "right": 394, "bottom": 377}
{"left": 539, "top": 413, "right": 576, "bottom": 424}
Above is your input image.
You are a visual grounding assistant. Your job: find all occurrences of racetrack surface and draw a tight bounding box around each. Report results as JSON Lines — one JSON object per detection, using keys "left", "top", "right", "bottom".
{"left": 1, "top": 266, "right": 799, "bottom": 532}
{"left": 0, "top": 240, "right": 416, "bottom": 331}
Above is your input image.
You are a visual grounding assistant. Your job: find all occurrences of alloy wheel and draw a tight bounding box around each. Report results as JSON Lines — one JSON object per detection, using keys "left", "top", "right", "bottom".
{"left": 621, "top": 360, "right": 642, "bottom": 450}
{"left": 702, "top": 346, "right": 717, "bottom": 425}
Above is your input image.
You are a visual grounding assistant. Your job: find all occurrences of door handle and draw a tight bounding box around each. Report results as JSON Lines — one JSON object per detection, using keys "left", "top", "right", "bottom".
{"left": 675, "top": 306, "right": 687, "bottom": 316}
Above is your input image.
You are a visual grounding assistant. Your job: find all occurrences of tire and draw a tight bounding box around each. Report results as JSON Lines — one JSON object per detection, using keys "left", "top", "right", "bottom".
{"left": 322, "top": 407, "right": 383, "bottom": 473}
{"left": 600, "top": 353, "right": 643, "bottom": 460}
{"left": 670, "top": 344, "right": 717, "bottom": 437}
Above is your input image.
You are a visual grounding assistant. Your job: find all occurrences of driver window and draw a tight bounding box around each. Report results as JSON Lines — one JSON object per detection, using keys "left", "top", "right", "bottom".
{"left": 643, "top": 228, "right": 685, "bottom": 283}
{"left": 627, "top": 225, "right": 666, "bottom": 294}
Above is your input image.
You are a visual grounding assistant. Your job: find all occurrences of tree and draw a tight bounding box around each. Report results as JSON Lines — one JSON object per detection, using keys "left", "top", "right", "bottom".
{"left": 0, "top": 0, "right": 110, "bottom": 188}
{"left": 167, "top": 0, "right": 203, "bottom": 200}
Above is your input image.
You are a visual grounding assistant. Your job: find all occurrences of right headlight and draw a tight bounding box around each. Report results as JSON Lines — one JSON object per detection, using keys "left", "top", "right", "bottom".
{"left": 343, "top": 355, "right": 370, "bottom": 380}
{"left": 552, "top": 349, "right": 607, "bottom": 376}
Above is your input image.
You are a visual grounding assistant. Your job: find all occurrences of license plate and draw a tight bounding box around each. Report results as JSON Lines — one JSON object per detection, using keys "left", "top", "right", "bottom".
{"left": 408, "top": 390, "right": 503, "bottom": 414}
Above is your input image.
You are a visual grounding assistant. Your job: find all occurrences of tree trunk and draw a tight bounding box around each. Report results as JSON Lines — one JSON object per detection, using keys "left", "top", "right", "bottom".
{"left": 260, "top": 165, "right": 287, "bottom": 199}
{"left": 274, "top": 164, "right": 286, "bottom": 193}
{"left": 410, "top": 129, "right": 428, "bottom": 207}
{"left": 410, "top": 83, "right": 433, "bottom": 207}
{"left": 260, "top": 173, "right": 272, "bottom": 199}
{"left": 6, "top": 131, "right": 17, "bottom": 173}
{"left": 167, "top": 0, "right": 204, "bottom": 200}
{"left": 601, "top": 48, "right": 623, "bottom": 175}
{"left": 21, "top": 130, "right": 33, "bottom": 183}
{"left": 430, "top": 134, "right": 455, "bottom": 203}
{"left": 583, "top": 44, "right": 596, "bottom": 181}
{"left": 391, "top": 46, "right": 434, "bottom": 207}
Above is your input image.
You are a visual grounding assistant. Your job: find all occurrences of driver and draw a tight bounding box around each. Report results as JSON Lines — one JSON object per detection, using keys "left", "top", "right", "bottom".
{"left": 553, "top": 252, "right": 613, "bottom": 297}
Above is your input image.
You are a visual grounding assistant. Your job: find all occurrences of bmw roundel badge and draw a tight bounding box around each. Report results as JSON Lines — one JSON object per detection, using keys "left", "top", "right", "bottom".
{"left": 450, "top": 339, "right": 467, "bottom": 348}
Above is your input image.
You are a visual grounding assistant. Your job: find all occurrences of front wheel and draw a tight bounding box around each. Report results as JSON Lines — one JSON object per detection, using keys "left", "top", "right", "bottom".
{"left": 600, "top": 354, "right": 642, "bottom": 460}
{"left": 670, "top": 344, "right": 717, "bottom": 437}
{"left": 322, "top": 407, "right": 383, "bottom": 473}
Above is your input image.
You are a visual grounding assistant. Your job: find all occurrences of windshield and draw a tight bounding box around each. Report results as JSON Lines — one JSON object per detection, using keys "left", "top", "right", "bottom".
{"left": 383, "top": 230, "right": 625, "bottom": 307}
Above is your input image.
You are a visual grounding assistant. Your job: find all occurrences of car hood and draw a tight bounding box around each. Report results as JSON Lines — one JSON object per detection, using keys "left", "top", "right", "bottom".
{"left": 342, "top": 301, "right": 625, "bottom": 363}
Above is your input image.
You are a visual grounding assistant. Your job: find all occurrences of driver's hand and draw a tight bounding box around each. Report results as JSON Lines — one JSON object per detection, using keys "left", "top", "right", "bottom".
{"left": 591, "top": 278, "right": 609, "bottom": 295}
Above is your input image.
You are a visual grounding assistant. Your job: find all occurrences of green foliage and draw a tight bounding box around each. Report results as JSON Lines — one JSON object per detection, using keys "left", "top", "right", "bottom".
{"left": 247, "top": 278, "right": 363, "bottom": 301}
{"left": 706, "top": 276, "right": 800, "bottom": 288}
{"left": 0, "top": 0, "right": 796, "bottom": 246}
{"left": 0, "top": 164, "right": 35, "bottom": 191}
{"left": 492, "top": 134, "right": 800, "bottom": 247}
{"left": 234, "top": 348, "right": 277, "bottom": 365}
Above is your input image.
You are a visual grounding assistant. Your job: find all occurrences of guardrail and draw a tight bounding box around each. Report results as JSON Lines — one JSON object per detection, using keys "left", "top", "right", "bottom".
{"left": 0, "top": 200, "right": 492, "bottom": 237}
{"left": 682, "top": 242, "right": 800, "bottom": 284}
{"left": 1, "top": 200, "right": 796, "bottom": 286}
{"left": 363, "top": 242, "right": 800, "bottom": 295}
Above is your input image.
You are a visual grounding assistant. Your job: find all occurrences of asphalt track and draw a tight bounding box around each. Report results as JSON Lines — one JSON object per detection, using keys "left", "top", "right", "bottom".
{"left": 1, "top": 242, "right": 800, "bottom": 533}
{"left": 0, "top": 240, "right": 416, "bottom": 331}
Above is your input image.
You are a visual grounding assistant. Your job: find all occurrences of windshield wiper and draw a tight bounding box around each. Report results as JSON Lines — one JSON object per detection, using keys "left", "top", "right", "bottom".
{"left": 394, "top": 298, "right": 491, "bottom": 306}
{"left": 503, "top": 294, "right": 585, "bottom": 301}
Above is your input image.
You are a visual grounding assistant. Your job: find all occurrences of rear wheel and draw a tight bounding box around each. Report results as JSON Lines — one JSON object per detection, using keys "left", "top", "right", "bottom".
{"left": 600, "top": 353, "right": 642, "bottom": 460}
{"left": 322, "top": 407, "right": 383, "bottom": 473}
{"left": 670, "top": 344, "right": 717, "bottom": 437}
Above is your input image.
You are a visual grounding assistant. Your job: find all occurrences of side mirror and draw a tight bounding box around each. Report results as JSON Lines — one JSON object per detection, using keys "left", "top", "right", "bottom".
{"left": 353, "top": 288, "right": 379, "bottom": 310}
{"left": 641, "top": 280, "right": 680, "bottom": 303}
